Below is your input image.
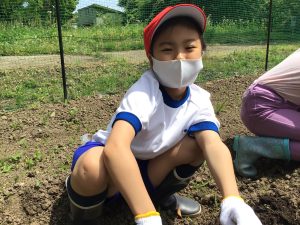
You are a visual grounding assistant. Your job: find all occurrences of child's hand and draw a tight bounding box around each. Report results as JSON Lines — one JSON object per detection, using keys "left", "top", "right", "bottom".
{"left": 220, "top": 196, "right": 262, "bottom": 225}
{"left": 135, "top": 211, "right": 162, "bottom": 225}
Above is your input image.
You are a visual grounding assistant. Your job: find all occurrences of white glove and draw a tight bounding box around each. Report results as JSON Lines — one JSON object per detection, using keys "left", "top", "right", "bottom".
{"left": 135, "top": 211, "right": 162, "bottom": 225}
{"left": 220, "top": 196, "right": 262, "bottom": 225}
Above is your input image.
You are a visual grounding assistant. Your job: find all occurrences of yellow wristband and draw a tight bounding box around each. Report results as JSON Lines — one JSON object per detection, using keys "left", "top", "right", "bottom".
{"left": 222, "top": 195, "right": 244, "bottom": 203}
{"left": 135, "top": 211, "right": 160, "bottom": 220}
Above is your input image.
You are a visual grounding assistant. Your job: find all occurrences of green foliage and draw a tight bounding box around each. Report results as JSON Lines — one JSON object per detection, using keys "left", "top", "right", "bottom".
{"left": 0, "top": 152, "right": 22, "bottom": 173}
{"left": 0, "top": 56, "right": 146, "bottom": 111}
{"left": 272, "top": 0, "right": 300, "bottom": 30}
{"left": 25, "top": 150, "right": 43, "bottom": 170}
{"left": 1, "top": 163, "right": 13, "bottom": 173}
{"left": 0, "top": 20, "right": 299, "bottom": 57}
{"left": 0, "top": 0, "right": 78, "bottom": 25}
{"left": 118, "top": 0, "right": 300, "bottom": 37}
{"left": 196, "top": 44, "right": 298, "bottom": 84}
{"left": 215, "top": 100, "right": 227, "bottom": 115}
{"left": 0, "top": 23, "right": 143, "bottom": 56}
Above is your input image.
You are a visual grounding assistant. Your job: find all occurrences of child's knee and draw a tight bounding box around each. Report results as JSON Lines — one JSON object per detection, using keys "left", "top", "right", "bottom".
{"left": 71, "top": 151, "right": 108, "bottom": 195}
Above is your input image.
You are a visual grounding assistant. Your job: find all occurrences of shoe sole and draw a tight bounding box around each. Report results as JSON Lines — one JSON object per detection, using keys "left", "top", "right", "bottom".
{"left": 182, "top": 205, "right": 201, "bottom": 217}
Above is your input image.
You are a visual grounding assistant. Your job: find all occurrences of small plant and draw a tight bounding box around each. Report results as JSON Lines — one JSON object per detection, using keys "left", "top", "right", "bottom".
{"left": 59, "top": 162, "right": 69, "bottom": 172}
{"left": 25, "top": 150, "right": 43, "bottom": 170}
{"left": 215, "top": 100, "right": 227, "bottom": 115}
{"left": 25, "top": 158, "right": 35, "bottom": 170}
{"left": 0, "top": 152, "right": 23, "bottom": 173}
{"left": 9, "top": 152, "right": 22, "bottom": 163}
{"left": 68, "top": 107, "right": 79, "bottom": 123}
{"left": 14, "top": 175, "right": 20, "bottom": 184}
{"left": 10, "top": 120, "right": 23, "bottom": 130}
{"left": 213, "top": 194, "right": 219, "bottom": 208}
{"left": 1, "top": 162, "right": 13, "bottom": 173}
{"left": 33, "top": 150, "right": 43, "bottom": 162}
{"left": 18, "top": 138, "right": 28, "bottom": 149}
{"left": 34, "top": 180, "right": 42, "bottom": 189}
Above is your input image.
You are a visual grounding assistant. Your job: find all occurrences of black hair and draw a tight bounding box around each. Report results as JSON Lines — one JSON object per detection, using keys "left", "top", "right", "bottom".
{"left": 150, "top": 16, "right": 207, "bottom": 55}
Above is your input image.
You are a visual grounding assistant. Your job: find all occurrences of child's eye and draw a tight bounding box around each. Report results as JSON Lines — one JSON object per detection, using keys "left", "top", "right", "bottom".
{"left": 186, "top": 46, "right": 196, "bottom": 50}
{"left": 161, "top": 48, "right": 173, "bottom": 52}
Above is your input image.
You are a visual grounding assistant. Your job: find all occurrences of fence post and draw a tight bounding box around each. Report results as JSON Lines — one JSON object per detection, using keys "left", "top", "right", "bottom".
{"left": 265, "top": 0, "right": 273, "bottom": 71}
{"left": 55, "top": 0, "right": 68, "bottom": 101}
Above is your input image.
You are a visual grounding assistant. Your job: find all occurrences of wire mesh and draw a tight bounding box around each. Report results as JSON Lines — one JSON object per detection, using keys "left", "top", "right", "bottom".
{"left": 0, "top": 0, "right": 299, "bottom": 110}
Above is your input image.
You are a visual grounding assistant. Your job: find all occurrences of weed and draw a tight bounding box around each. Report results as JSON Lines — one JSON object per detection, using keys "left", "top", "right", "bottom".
{"left": 25, "top": 150, "right": 43, "bottom": 170}
{"left": 14, "top": 175, "right": 20, "bottom": 184}
{"left": 215, "top": 100, "right": 227, "bottom": 115}
{"left": 33, "top": 150, "right": 43, "bottom": 162}
{"left": 9, "top": 152, "right": 22, "bottom": 163}
{"left": 68, "top": 107, "right": 78, "bottom": 118}
{"left": 25, "top": 158, "right": 35, "bottom": 170}
{"left": 67, "top": 107, "right": 79, "bottom": 123}
{"left": 1, "top": 163, "right": 13, "bottom": 173}
{"left": 0, "top": 152, "right": 23, "bottom": 173}
{"left": 34, "top": 180, "right": 42, "bottom": 189}
{"left": 59, "top": 162, "right": 70, "bottom": 172}
{"left": 10, "top": 120, "right": 23, "bottom": 130}
{"left": 214, "top": 194, "right": 219, "bottom": 208}
{"left": 18, "top": 138, "right": 28, "bottom": 149}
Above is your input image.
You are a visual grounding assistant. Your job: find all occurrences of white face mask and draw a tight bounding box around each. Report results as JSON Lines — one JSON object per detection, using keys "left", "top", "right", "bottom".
{"left": 152, "top": 57, "right": 203, "bottom": 88}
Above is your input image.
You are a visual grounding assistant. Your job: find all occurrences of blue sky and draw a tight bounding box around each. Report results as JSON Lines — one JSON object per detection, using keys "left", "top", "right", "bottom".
{"left": 75, "top": 0, "right": 124, "bottom": 11}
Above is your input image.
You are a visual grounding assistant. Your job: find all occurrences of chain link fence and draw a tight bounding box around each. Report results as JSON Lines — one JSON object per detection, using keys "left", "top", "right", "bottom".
{"left": 0, "top": 0, "right": 299, "bottom": 110}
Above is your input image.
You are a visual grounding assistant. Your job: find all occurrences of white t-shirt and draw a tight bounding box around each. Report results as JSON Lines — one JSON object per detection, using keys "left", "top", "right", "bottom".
{"left": 92, "top": 70, "right": 220, "bottom": 160}
{"left": 255, "top": 48, "right": 300, "bottom": 105}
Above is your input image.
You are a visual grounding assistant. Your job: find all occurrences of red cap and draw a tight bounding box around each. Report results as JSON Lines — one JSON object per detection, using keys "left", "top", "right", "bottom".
{"left": 143, "top": 4, "right": 207, "bottom": 58}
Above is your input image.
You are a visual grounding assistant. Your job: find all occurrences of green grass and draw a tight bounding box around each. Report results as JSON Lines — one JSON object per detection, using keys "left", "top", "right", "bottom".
{"left": 0, "top": 44, "right": 298, "bottom": 112}
{"left": 0, "top": 23, "right": 144, "bottom": 56}
{"left": 1, "top": 21, "right": 299, "bottom": 56}
{"left": 199, "top": 44, "right": 299, "bottom": 81}
{"left": 0, "top": 56, "right": 146, "bottom": 111}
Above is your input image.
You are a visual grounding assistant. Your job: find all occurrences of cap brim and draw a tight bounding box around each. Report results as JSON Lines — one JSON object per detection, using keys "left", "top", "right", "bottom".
{"left": 156, "top": 5, "right": 206, "bottom": 35}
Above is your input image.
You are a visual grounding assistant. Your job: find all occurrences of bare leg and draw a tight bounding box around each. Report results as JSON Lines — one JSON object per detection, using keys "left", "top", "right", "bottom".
{"left": 71, "top": 146, "right": 110, "bottom": 196}
{"left": 148, "top": 135, "right": 204, "bottom": 188}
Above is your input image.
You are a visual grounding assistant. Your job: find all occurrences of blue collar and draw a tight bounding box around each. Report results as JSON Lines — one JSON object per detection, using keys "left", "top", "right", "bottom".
{"left": 159, "top": 85, "right": 190, "bottom": 108}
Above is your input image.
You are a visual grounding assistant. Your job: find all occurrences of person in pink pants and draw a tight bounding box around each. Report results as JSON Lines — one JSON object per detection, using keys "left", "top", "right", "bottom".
{"left": 234, "top": 48, "right": 300, "bottom": 178}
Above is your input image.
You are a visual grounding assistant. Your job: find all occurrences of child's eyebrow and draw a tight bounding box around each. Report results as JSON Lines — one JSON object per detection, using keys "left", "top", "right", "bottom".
{"left": 183, "top": 39, "right": 198, "bottom": 43}
{"left": 158, "top": 41, "right": 174, "bottom": 46}
{"left": 158, "top": 38, "right": 197, "bottom": 46}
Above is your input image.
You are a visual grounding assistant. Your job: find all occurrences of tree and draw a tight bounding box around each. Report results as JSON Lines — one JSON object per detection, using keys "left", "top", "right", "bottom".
{"left": 118, "top": 0, "right": 140, "bottom": 23}
{"left": 0, "top": 0, "right": 78, "bottom": 25}
{"left": 118, "top": 0, "right": 269, "bottom": 24}
{"left": 0, "top": 0, "right": 24, "bottom": 22}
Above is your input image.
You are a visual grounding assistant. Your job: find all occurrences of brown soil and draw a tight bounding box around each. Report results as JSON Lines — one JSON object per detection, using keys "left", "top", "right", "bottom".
{"left": 0, "top": 75, "right": 300, "bottom": 225}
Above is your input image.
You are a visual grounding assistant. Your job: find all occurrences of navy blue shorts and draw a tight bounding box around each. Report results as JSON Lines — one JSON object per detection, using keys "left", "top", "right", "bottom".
{"left": 70, "top": 141, "right": 155, "bottom": 198}
{"left": 71, "top": 141, "right": 104, "bottom": 171}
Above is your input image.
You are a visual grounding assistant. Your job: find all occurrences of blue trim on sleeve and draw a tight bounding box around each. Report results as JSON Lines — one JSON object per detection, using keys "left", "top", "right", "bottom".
{"left": 112, "top": 112, "right": 142, "bottom": 135}
{"left": 187, "top": 121, "right": 219, "bottom": 135}
{"left": 160, "top": 85, "right": 190, "bottom": 108}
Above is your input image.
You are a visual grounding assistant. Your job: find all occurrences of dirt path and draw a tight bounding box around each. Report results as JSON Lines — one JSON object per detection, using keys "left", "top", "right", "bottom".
{"left": 0, "top": 45, "right": 265, "bottom": 70}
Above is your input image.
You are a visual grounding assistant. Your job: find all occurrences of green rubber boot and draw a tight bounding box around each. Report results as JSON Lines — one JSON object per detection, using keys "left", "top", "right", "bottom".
{"left": 68, "top": 200, "right": 104, "bottom": 225}
{"left": 233, "top": 135, "right": 290, "bottom": 178}
{"left": 65, "top": 176, "right": 106, "bottom": 225}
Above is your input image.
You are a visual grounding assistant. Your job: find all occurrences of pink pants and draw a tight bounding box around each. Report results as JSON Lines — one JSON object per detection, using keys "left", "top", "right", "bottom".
{"left": 240, "top": 83, "right": 300, "bottom": 160}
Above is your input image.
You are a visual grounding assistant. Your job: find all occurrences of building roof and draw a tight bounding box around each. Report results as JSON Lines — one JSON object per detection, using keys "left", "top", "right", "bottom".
{"left": 78, "top": 3, "right": 124, "bottom": 13}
